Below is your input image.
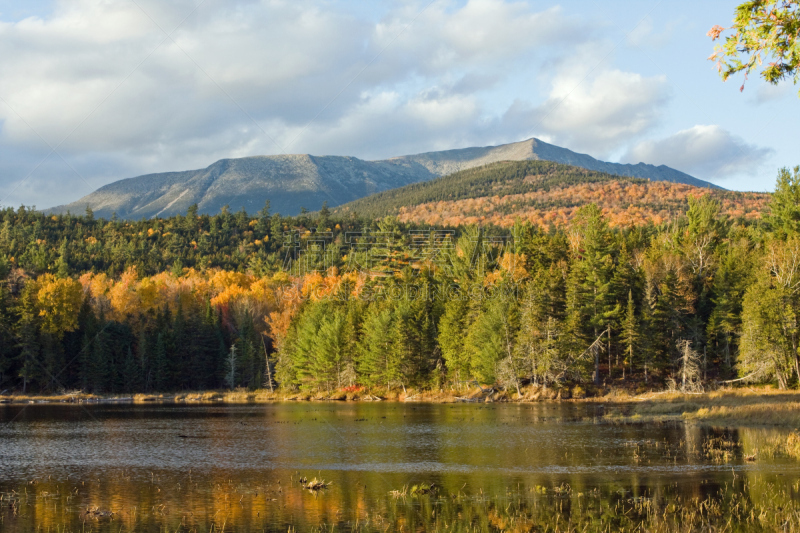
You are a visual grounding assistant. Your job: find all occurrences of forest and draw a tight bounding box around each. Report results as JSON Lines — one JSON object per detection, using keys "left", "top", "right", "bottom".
{"left": 336, "top": 160, "right": 770, "bottom": 228}
{"left": 1, "top": 165, "right": 799, "bottom": 395}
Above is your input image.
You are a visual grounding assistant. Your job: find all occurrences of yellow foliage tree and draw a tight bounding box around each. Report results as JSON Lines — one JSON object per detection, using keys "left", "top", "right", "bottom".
{"left": 36, "top": 274, "right": 84, "bottom": 338}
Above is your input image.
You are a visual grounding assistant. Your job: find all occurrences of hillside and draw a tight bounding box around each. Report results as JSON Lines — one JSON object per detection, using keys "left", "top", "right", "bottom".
{"left": 46, "top": 138, "right": 718, "bottom": 219}
{"left": 391, "top": 137, "right": 714, "bottom": 188}
{"left": 335, "top": 161, "right": 769, "bottom": 228}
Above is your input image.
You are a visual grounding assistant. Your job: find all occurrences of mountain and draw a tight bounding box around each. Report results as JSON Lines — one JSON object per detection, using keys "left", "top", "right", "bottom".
{"left": 334, "top": 160, "right": 767, "bottom": 228}
{"left": 47, "top": 138, "right": 718, "bottom": 219}
{"left": 389, "top": 137, "right": 714, "bottom": 188}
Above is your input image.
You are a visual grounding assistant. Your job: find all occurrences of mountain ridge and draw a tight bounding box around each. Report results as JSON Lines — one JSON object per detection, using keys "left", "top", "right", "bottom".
{"left": 47, "top": 138, "right": 718, "bottom": 219}
{"left": 333, "top": 160, "right": 766, "bottom": 229}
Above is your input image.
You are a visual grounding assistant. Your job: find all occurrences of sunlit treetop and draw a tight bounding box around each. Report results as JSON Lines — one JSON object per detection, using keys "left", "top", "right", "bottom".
{"left": 709, "top": 1, "right": 800, "bottom": 95}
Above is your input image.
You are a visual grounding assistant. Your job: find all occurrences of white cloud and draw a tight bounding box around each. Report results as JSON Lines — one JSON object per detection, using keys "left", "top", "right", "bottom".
{"left": 625, "top": 16, "right": 677, "bottom": 49}
{"left": 622, "top": 125, "right": 774, "bottom": 180}
{"left": 0, "top": 0, "right": 604, "bottom": 208}
{"left": 752, "top": 82, "right": 792, "bottom": 105}
{"left": 374, "top": 0, "right": 586, "bottom": 72}
{"left": 8, "top": 0, "right": 771, "bottom": 208}
{"left": 503, "top": 46, "right": 671, "bottom": 156}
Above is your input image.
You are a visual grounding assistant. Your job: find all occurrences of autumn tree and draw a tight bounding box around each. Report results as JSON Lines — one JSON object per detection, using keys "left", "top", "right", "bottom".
{"left": 709, "top": 1, "right": 800, "bottom": 94}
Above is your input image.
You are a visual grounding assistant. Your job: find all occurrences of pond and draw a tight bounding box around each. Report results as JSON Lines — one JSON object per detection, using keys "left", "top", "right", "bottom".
{"left": 1, "top": 402, "right": 798, "bottom": 532}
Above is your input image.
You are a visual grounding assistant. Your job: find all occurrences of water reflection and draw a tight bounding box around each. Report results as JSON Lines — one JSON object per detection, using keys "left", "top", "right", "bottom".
{"left": 0, "top": 403, "right": 799, "bottom": 532}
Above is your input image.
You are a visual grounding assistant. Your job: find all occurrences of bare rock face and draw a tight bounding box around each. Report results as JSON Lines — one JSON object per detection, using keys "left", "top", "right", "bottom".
{"left": 47, "top": 138, "right": 716, "bottom": 219}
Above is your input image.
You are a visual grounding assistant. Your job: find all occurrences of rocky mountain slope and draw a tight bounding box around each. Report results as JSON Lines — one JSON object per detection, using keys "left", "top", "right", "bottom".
{"left": 47, "top": 138, "right": 718, "bottom": 219}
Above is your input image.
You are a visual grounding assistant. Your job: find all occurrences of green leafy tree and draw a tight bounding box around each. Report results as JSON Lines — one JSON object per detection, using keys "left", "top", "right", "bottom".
{"left": 739, "top": 272, "right": 797, "bottom": 387}
{"left": 740, "top": 238, "right": 800, "bottom": 387}
{"left": 709, "top": 1, "right": 800, "bottom": 94}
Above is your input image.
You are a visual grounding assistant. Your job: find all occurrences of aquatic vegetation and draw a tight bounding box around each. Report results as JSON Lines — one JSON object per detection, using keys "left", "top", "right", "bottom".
{"left": 5, "top": 476, "right": 800, "bottom": 532}
{"left": 300, "top": 477, "right": 331, "bottom": 491}
{"left": 409, "top": 483, "right": 437, "bottom": 496}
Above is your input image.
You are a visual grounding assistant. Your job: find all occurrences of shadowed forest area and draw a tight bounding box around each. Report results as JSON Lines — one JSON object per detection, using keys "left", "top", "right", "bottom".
{"left": 1, "top": 165, "right": 799, "bottom": 397}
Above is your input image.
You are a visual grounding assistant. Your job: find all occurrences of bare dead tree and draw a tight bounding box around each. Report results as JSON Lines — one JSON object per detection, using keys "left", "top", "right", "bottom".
{"left": 677, "top": 339, "right": 703, "bottom": 393}
{"left": 225, "top": 344, "right": 237, "bottom": 390}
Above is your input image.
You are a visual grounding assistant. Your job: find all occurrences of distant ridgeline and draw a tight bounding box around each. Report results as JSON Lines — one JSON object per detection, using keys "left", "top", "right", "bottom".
{"left": 335, "top": 161, "right": 769, "bottom": 227}
{"left": 0, "top": 164, "right": 796, "bottom": 396}
{"left": 46, "top": 137, "right": 721, "bottom": 219}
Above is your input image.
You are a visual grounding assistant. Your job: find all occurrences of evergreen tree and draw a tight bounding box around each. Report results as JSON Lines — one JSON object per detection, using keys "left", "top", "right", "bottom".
{"left": 765, "top": 166, "right": 800, "bottom": 238}
{"left": 88, "top": 328, "right": 111, "bottom": 393}
{"left": 515, "top": 271, "right": 564, "bottom": 386}
{"left": 122, "top": 346, "right": 142, "bottom": 392}
{"left": 621, "top": 290, "right": 638, "bottom": 380}
{"left": 565, "top": 205, "right": 616, "bottom": 384}
{"left": 309, "top": 310, "right": 347, "bottom": 391}
{"left": 256, "top": 200, "right": 271, "bottom": 239}
{"left": 357, "top": 303, "right": 397, "bottom": 388}
{"left": 152, "top": 332, "right": 170, "bottom": 392}
{"left": 56, "top": 239, "right": 70, "bottom": 278}
{"left": 16, "top": 282, "right": 41, "bottom": 393}
{"left": 465, "top": 293, "right": 519, "bottom": 385}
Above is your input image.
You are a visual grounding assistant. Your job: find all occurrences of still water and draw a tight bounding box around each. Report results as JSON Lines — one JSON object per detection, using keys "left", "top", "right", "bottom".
{"left": 0, "top": 402, "right": 798, "bottom": 532}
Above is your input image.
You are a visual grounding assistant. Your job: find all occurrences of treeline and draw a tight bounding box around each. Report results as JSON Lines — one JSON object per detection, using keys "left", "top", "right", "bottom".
{"left": 394, "top": 180, "right": 769, "bottom": 230}
{"left": 336, "top": 161, "right": 637, "bottom": 218}
{"left": 334, "top": 160, "right": 768, "bottom": 224}
{"left": 1, "top": 166, "right": 800, "bottom": 394}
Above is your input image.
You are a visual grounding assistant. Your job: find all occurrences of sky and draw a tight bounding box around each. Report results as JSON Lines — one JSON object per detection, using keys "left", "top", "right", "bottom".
{"left": 0, "top": 0, "right": 796, "bottom": 210}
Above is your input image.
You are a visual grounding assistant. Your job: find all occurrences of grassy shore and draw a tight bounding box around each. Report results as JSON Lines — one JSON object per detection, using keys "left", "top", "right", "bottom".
{"left": 610, "top": 387, "right": 800, "bottom": 427}
{"left": 4, "top": 385, "right": 800, "bottom": 427}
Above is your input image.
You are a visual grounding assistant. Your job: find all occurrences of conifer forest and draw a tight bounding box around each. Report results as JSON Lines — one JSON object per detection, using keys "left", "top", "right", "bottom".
{"left": 2, "top": 165, "right": 800, "bottom": 396}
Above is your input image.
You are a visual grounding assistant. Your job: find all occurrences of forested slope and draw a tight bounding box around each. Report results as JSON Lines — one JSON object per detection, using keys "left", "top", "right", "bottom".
{"left": 336, "top": 161, "right": 768, "bottom": 227}
{"left": 0, "top": 166, "right": 798, "bottom": 395}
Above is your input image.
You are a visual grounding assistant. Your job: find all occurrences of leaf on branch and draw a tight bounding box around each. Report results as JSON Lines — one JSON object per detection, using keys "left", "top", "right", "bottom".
{"left": 708, "top": 25, "right": 726, "bottom": 40}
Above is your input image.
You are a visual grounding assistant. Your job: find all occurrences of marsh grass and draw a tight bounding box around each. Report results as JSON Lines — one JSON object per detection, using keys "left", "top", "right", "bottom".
{"left": 607, "top": 388, "right": 800, "bottom": 427}
{"left": 6, "top": 385, "right": 800, "bottom": 430}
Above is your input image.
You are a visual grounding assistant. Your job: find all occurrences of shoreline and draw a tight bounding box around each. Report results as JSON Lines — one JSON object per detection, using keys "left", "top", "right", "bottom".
{"left": 3, "top": 386, "right": 800, "bottom": 427}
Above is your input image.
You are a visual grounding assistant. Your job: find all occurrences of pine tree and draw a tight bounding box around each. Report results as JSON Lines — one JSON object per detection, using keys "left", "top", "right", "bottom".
{"left": 56, "top": 239, "right": 70, "bottom": 278}
{"left": 565, "top": 205, "right": 616, "bottom": 384}
{"left": 152, "top": 332, "right": 170, "bottom": 392}
{"left": 256, "top": 200, "right": 271, "bottom": 239}
{"left": 309, "top": 310, "right": 347, "bottom": 391}
{"left": 765, "top": 166, "right": 800, "bottom": 238}
{"left": 516, "top": 274, "right": 563, "bottom": 386}
{"left": 707, "top": 236, "right": 753, "bottom": 378}
{"left": 287, "top": 302, "right": 328, "bottom": 389}
{"left": 122, "top": 346, "right": 142, "bottom": 392}
{"left": 357, "top": 303, "right": 396, "bottom": 388}
{"left": 16, "top": 284, "right": 41, "bottom": 393}
{"left": 270, "top": 214, "right": 284, "bottom": 252}
{"left": 621, "top": 290, "right": 638, "bottom": 380}
{"left": 466, "top": 294, "right": 519, "bottom": 385}
{"left": 390, "top": 300, "right": 418, "bottom": 389}
{"left": 89, "top": 328, "right": 111, "bottom": 393}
